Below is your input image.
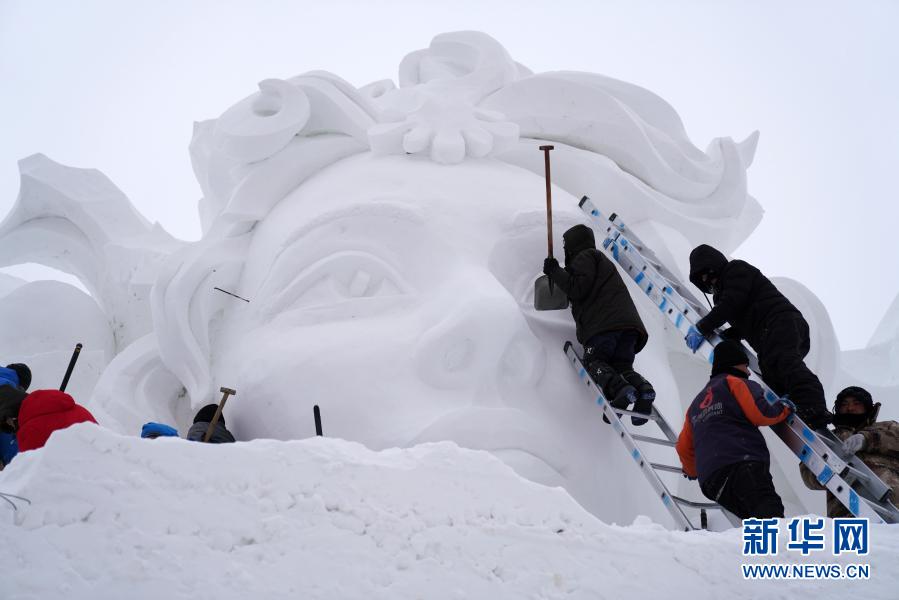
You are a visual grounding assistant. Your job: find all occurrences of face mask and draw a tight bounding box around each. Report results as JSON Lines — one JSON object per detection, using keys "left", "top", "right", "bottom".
{"left": 832, "top": 412, "right": 868, "bottom": 429}
{"left": 698, "top": 271, "right": 716, "bottom": 294}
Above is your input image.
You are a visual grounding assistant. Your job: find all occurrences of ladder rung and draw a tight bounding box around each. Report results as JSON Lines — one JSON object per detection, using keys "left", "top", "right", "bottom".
{"left": 864, "top": 496, "right": 899, "bottom": 520}
{"left": 632, "top": 434, "right": 676, "bottom": 447}
{"left": 650, "top": 462, "right": 683, "bottom": 474}
{"left": 671, "top": 495, "right": 721, "bottom": 510}
{"left": 611, "top": 407, "right": 659, "bottom": 421}
{"left": 842, "top": 465, "right": 872, "bottom": 487}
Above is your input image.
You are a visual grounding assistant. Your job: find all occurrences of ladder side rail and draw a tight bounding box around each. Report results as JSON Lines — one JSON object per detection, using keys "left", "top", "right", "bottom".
{"left": 816, "top": 429, "right": 896, "bottom": 505}
{"left": 770, "top": 420, "right": 888, "bottom": 522}
{"left": 579, "top": 196, "right": 708, "bottom": 311}
{"left": 742, "top": 349, "right": 890, "bottom": 503}
{"left": 565, "top": 342, "right": 697, "bottom": 531}
{"left": 650, "top": 408, "right": 680, "bottom": 444}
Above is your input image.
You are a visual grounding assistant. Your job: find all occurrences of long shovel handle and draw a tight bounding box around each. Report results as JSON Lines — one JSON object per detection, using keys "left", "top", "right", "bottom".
{"left": 539, "top": 145, "right": 556, "bottom": 293}
{"left": 540, "top": 145, "right": 555, "bottom": 258}
{"left": 59, "top": 343, "right": 83, "bottom": 392}
{"left": 203, "top": 387, "right": 236, "bottom": 443}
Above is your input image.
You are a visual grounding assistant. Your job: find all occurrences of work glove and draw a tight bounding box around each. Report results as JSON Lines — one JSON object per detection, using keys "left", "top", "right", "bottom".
{"left": 841, "top": 433, "right": 867, "bottom": 455}
{"left": 685, "top": 326, "right": 705, "bottom": 353}
{"left": 682, "top": 471, "right": 698, "bottom": 481}
{"left": 543, "top": 257, "right": 560, "bottom": 276}
{"left": 797, "top": 406, "right": 834, "bottom": 430}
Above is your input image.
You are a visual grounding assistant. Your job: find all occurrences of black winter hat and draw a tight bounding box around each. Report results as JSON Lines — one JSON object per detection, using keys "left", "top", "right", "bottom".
{"left": 711, "top": 340, "right": 748, "bottom": 375}
{"left": 689, "top": 245, "right": 728, "bottom": 293}
{"left": 193, "top": 403, "right": 224, "bottom": 426}
{"left": 6, "top": 363, "right": 31, "bottom": 391}
{"left": 562, "top": 225, "right": 596, "bottom": 264}
{"left": 834, "top": 386, "right": 874, "bottom": 413}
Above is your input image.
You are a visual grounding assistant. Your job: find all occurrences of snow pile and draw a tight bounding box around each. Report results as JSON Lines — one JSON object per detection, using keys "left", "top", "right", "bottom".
{"left": 2, "top": 425, "right": 897, "bottom": 599}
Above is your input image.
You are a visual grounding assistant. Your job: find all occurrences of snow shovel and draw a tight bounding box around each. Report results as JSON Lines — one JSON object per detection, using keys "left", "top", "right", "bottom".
{"left": 203, "top": 386, "right": 236, "bottom": 443}
{"left": 534, "top": 145, "right": 569, "bottom": 311}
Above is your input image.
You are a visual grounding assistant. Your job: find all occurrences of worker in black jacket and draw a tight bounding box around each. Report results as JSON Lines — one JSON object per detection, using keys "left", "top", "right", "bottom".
{"left": 685, "top": 244, "right": 830, "bottom": 428}
{"left": 543, "top": 224, "right": 655, "bottom": 425}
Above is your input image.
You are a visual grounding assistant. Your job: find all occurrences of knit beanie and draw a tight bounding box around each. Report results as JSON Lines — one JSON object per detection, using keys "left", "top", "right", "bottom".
{"left": 711, "top": 340, "right": 748, "bottom": 376}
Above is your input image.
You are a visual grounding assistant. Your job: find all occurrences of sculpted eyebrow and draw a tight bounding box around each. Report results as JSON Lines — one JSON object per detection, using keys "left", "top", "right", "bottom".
{"left": 275, "top": 203, "right": 425, "bottom": 251}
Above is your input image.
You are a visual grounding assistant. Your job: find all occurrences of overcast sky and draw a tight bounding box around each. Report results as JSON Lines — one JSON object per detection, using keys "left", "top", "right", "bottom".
{"left": 1, "top": 0, "right": 897, "bottom": 350}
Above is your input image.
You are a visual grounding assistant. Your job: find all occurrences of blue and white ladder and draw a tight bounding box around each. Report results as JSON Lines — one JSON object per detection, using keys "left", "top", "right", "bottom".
{"left": 577, "top": 194, "right": 899, "bottom": 524}
{"left": 565, "top": 341, "right": 741, "bottom": 531}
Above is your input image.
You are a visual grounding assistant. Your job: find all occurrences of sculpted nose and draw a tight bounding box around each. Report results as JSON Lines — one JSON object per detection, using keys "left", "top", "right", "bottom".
{"left": 413, "top": 287, "right": 545, "bottom": 392}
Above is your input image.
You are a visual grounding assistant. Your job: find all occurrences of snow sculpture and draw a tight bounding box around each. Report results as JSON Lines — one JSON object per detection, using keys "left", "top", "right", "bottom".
{"left": 839, "top": 296, "right": 899, "bottom": 405}
{"left": 1, "top": 31, "right": 887, "bottom": 525}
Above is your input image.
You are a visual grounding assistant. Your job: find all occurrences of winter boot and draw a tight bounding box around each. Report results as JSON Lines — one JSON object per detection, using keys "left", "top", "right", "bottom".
{"left": 621, "top": 370, "right": 655, "bottom": 426}
{"left": 588, "top": 362, "right": 636, "bottom": 424}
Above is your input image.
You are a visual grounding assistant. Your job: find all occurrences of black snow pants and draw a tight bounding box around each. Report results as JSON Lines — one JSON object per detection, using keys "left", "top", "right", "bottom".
{"left": 582, "top": 331, "right": 653, "bottom": 400}
{"left": 701, "top": 461, "right": 785, "bottom": 520}
{"left": 755, "top": 312, "right": 827, "bottom": 425}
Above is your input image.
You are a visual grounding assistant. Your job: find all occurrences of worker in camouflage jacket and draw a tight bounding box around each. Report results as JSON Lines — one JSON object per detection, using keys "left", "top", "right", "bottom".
{"left": 800, "top": 386, "right": 899, "bottom": 518}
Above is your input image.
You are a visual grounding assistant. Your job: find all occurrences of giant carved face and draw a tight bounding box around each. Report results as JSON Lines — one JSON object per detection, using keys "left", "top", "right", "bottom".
{"left": 3, "top": 31, "right": 854, "bottom": 525}
{"left": 205, "top": 152, "right": 692, "bottom": 523}
{"left": 220, "top": 155, "right": 577, "bottom": 468}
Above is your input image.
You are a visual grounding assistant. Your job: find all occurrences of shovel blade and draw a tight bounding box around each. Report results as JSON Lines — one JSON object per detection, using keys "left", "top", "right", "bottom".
{"left": 534, "top": 275, "right": 569, "bottom": 311}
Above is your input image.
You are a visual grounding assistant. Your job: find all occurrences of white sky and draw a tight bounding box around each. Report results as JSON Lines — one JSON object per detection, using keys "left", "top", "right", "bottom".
{"left": 1, "top": 0, "right": 897, "bottom": 350}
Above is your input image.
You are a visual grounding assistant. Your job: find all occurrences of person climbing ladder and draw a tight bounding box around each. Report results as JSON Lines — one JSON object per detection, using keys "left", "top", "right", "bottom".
{"left": 685, "top": 244, "right": 831, "bottom": 429}
{"left": 543, "top": 224, "right": 655, "bottom": 425}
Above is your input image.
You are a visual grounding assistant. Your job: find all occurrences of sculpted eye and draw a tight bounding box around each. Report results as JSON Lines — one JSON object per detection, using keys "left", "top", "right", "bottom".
{"left": 343, "top": 266, "right": 403, "bottom": 298}
{"left": 262, "top": 251, "right": 409, "bottom": 317}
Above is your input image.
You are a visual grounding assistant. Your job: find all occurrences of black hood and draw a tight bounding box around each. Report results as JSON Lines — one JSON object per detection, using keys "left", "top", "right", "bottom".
{"left": 689, "top": 244, "right": 729, "bottom": 293}
{"left": 193, "top": 403, "right": 224, "bottom": 426}
{"left": 563, "top": 225, "right": 596, "bottom": 264}
{"left": 6, "top": 363, "right": 31, "bottom": 391}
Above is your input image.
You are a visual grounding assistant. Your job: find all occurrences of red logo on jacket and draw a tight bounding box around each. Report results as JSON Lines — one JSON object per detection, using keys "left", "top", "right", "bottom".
{"left": 699, "top": 387, "right": 714, "bottom": 409}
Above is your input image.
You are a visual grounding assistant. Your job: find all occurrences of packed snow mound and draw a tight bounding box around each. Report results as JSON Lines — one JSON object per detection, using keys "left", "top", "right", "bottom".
{"left": 2, "top": 426, "right": 897, "bottom": 600}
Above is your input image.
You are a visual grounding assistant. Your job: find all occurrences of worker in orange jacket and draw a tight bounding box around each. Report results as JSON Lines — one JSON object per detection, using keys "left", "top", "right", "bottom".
{"left": 676, "top": 340, "right": 791, "bottom": 519}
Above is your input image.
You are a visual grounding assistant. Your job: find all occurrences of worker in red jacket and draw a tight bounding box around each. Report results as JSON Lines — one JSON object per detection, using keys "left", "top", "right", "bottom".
{"left": 1, "top": 389, "right": 97, "bottom": 452}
